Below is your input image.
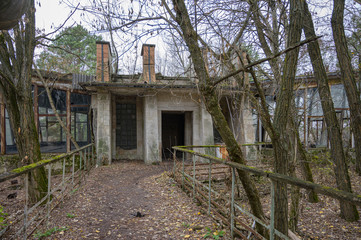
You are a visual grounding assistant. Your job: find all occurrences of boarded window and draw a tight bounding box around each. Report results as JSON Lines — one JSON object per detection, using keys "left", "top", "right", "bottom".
{"left": 116, "top": 103, "right": 137, "bottom": 150}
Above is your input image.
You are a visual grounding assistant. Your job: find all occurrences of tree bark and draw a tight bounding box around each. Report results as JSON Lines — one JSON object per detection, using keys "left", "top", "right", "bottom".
{"left": 289, "top": 106, "right": 319, "bottom": 203}
{"left": 332, "top": 0, "right": 361, "bottom": 177}
{"left": 0, "top": 0, "right": 47, "bottom": 204}
{"left": 304, "top": 0, "right": 359, "bottom": 221}
{"left": 170, "top": 0, "right": 268, "bottom": 237}
{"left": 272, "top": 0, "right": 304, "bottom": 237}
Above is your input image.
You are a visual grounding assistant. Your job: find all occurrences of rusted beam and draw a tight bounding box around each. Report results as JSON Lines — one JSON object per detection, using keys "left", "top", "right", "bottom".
{"left": 173, "top": 146, "right": 361, "bottom": 206}
{"left": 66, "top": 90, "right": 71, "bottom": 152}
{"left": 34, "top": 84, "right": 39, "bottom": 131}
{"left": 0, "top": 93, "right": 5, "bottom": 155}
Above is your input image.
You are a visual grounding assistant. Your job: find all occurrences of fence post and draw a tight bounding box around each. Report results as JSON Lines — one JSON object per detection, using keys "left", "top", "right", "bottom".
{"left": 72, "top": 154, "right": 75, "bottom": 186}
{"left": 46, "top": 164, "right": 52, "bottom": 227}
{"left": 62, "top": 158, "right": 66, "bottom": 202}
{"left": 231, "top": 167, "right": 235, "bottom": 239}
{"left": 208, "top": 159, "right": 212, "bottom": 215}
{"left": 92, "top": 145, "right": 95, "bottom": 166}
{"left": 192, "top": 154, "right": 196, "bottom": 201}
{"left": 84, "top": 148, "right": 87, "bottom": 172}
{"left": 270, "top": 180, "right": 275, "bottom": 240}
{"left": 173, "top": 149, "right": 176, "bottom": 177}
{"left": 182, "top": 152, "right": 185, "bottom": 190}
{"left": 79, "top": 151, "right": 82, "bottom": 181}
{"left": 23, "top": 172, "right": 29, "bottom": 240}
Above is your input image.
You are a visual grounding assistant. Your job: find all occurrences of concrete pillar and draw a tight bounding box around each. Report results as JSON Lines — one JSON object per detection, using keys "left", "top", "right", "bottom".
{"left": 242, "top": 103, "right": 257, "bottom": 160}
{"left": 96, "top": 92, "right": 112, "bottom": 165}
{"left": 143, "top": 96, "right": 160, "bottom": 164}
{"left": 200, "top": 104, "right": 214, "bottom": 156}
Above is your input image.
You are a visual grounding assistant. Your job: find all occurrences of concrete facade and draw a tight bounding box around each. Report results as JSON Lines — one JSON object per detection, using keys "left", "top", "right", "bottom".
{"left": 143, "top": 95, "right": 160, "bottom": 164}
{"left": 95, "top": 92, "right": 112, "bottom": 165}
{"left": 90, "top": 90, "right": 215, "bottom": 164}
{"left": 88, "top": 42, "right": 257, "bottom": 164}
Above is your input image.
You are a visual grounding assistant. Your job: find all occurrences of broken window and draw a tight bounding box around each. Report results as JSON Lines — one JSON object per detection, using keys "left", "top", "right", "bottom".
{"left": 38, "top": 87, "right": 67, "bottom": 152}
{"left": 5, "top": 109, "right": 16, "bottom": 153}
{"left": 70, "top": 92, "right": 91, "bottom": 149}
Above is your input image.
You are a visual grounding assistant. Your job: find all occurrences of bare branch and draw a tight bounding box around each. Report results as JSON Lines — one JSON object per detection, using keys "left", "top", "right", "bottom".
{"left": 212, "top": 35, "right": 322, "bottom": 87}
{"left": 34, "top": 65, "right": 80, "bottom": 150}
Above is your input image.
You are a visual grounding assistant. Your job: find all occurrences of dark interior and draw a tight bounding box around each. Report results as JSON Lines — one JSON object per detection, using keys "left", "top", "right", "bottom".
{"left": 161, "top": 112, "right": 185, "bottom": 159}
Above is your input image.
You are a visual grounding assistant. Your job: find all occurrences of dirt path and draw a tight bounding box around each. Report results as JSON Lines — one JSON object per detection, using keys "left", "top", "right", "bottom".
{"left": 41, "top": 160, "right": 228, "bottom": 239}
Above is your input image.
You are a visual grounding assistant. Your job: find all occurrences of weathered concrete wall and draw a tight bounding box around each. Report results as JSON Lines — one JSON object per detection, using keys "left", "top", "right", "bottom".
{"left": 95, "top": 92, "right": 112, "bottom": 165}
{"left": 200, "top": 103, "right": 215, "bottom": 156}
{"left": 112, "top": 96, "right": 144, "bottom": 160}
{"left": 95, "top": 91, "right": 215, "bottom": 164}
{"left": 143, "top": 95, "right": 160, "bottom": 164}
{"left": 157, "top": 92, "right": 214, "bottom": 160}
{"left": 242, "top": 102, "right": 257, "bottom": 160}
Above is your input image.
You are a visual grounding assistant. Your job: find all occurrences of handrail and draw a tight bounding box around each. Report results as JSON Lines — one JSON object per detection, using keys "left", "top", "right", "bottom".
{"left": 173, "top": 146, "right": 361, "bottom": 206}
{"left": 0, "top": 143, "right": 95, "bottom": 239}
{"left": 0, "top": 144, "right": 92, "bottom": 183}
{"left": 172, "top": 145, "right": 361, "bottom": 239}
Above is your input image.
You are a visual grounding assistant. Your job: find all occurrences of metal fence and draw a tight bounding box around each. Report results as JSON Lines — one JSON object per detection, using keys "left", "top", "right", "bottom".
{"left": 0, "top": 143, "right": 94, "bottom": 239}
{"left": 172, "top": 145, "right": 361, "bottom": 240}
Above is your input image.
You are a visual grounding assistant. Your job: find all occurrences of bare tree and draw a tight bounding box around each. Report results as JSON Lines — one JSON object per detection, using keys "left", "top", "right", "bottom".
{"left": 332, "top": 0, "right": 361, "bottom": 178}
{"left": 304, "top": 0, "right": 359, "bottom": 222}
{"left": 0, "top": 0, "right": 47, "bottom": 203}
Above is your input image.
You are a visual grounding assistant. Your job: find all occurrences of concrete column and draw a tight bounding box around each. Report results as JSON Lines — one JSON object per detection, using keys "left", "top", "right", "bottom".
{"left": 96, "top": 92, "right": 112, "bottom": 165}
{"left": 242, "top": 103, "right": 257, "bottom": 160}
{"left": 143, "top": 96, "right": 160, "bottom": 164}
{"left": 200, "top": 104, "right": 214, "bottom": 156}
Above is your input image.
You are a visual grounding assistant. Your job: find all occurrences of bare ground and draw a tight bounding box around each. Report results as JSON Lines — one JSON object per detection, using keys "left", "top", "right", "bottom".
{"left": 2, "top": 158, "right": 361, "bottom": 239}
{"left": 36, "top": 160, "right": 229, "bottom": 239}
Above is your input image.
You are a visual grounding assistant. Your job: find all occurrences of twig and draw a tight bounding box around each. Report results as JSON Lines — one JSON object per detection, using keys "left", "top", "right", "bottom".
{"left": 34, "top": 66, "right": 80, "bottom": 150}
{"left": 212, "top": 35, "right": 322, "bottom": 87}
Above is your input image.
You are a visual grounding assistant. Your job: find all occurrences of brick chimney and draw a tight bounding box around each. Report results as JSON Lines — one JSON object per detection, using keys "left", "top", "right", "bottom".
{"left": 141, "top": 44, "right": 156, "bottom": 83}
{"left": 96, "top": 41, "right": 112, "bottom": 82}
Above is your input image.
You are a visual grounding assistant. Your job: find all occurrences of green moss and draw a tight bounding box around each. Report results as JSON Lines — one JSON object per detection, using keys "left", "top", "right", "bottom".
{"left": 11, "top": 154, "right": 66, "bottom": 174}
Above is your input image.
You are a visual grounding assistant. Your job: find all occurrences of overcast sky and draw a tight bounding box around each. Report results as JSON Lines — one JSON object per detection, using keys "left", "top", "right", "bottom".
{"left": 36, "top": 1, "right": 81, "bottom": 33}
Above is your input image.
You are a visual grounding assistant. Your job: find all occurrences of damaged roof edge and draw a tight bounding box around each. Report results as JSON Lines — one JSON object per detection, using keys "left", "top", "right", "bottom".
{"left": 79, "top": 81, "right": 197, "bottom": 89}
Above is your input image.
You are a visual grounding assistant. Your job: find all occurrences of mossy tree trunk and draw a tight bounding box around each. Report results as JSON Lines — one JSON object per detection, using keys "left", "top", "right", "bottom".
{"left": 170, "top": 0, "right": 269, "bottom": 237}
{"left": 250, "top": 0, "right": 318, "bottom": 207}
{"left": 290, "top": 110, "right": 319, "bottom": 202}
{"left": 331, "top": 0, "right": 361, "bottom": 177}
{"left": 271, "top": 0, "right": 304, "bottom": 237}
{"left": 304, "top": 1, "right": 359, "bottom": 221}
{"left": 0, "top": 0, "right": 48, "bottom": 204}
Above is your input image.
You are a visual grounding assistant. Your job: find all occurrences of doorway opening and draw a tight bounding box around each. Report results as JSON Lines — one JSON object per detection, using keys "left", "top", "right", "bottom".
{"left": 162, "top": 112, "right": 184, "bottom": 159}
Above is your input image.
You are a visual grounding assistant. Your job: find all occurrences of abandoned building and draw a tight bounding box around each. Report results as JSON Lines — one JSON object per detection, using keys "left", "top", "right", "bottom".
{"left": 83, "top": 42, "right": 217, "bottom": 164}
{"left": 0, "top": 40, "right": 356, "bottom": 165}
{"left": 0, "top": 72, "right": 92, "bottom": 155}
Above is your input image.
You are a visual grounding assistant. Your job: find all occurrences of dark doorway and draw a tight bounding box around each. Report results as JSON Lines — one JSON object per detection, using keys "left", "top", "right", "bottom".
{"left": 162, "top": 112, "right": 185, "bottom": 159}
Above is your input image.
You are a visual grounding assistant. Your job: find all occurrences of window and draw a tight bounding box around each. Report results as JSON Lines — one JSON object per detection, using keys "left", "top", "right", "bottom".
{"left": 70, "top": 93, "right": 91, "bottom": 147}
{"left": 116, "top": 103, "right": 137, "bottom": 150}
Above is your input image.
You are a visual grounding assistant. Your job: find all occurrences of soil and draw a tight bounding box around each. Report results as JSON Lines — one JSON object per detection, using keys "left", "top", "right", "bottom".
{"left": 36, "top": 160, "right": 229, "bottom": 239}
{"left": 1, "top": 157, "right": 361, "bottom": 239}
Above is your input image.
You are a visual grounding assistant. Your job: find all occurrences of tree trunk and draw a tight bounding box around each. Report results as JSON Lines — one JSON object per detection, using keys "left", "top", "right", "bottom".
{"left": 171, "top": 0, "right": 268, "bottom": 237}
{"left": 272, "top": 0, "right": 303, "bottom": 237}
{"left": 288, "top": 106, "right": 319, "bottom": 203}
{"left": 304, "top": 1, "right": 359, "bottom": 221}
{"left": 0, "top": 0, "right": 48, "bottom": 204}
{"left": 332, "top": 0, "right": 361, "bottom": 177}
{"left": 5, "top": 90, "right": 47, "bottom": 203}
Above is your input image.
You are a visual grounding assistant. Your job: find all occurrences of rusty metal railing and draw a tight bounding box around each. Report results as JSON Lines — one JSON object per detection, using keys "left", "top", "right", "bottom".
{"left": 0, "top": 143, "right": 95, "bottom": 239}
{"left": 172, "top": 145, "right": 361, "bottom": 240}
